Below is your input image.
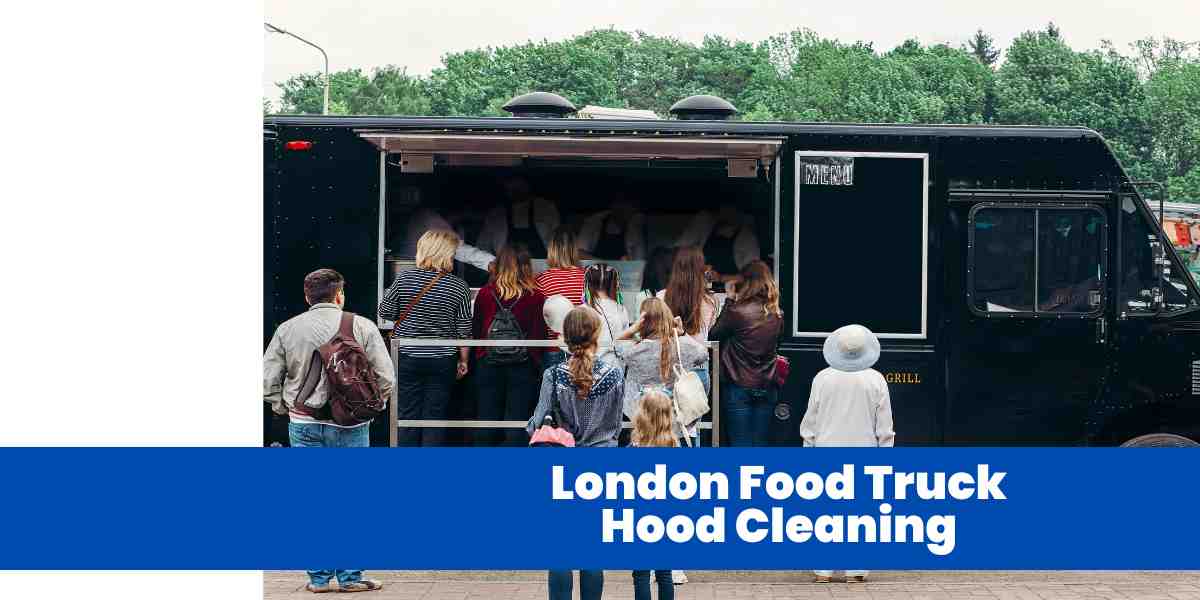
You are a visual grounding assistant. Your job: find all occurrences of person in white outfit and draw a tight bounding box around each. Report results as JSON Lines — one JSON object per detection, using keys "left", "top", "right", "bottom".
{"left": 798, "top": 324, "right": 894, "bottom": 584}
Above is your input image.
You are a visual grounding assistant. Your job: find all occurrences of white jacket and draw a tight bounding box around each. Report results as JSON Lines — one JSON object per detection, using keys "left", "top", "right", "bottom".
{"left": 798, "top": 367, "right": 895, "bottom": 447}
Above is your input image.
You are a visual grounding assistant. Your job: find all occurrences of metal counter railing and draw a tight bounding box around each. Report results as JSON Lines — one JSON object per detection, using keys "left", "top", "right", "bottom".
{"left": 388, "top": 338, "right": 720, "bottom": 447}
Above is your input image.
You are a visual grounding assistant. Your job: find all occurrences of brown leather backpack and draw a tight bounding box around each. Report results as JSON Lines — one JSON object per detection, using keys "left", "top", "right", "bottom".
{"left": 295, "top": 312, "right": 385, "bottom": 426}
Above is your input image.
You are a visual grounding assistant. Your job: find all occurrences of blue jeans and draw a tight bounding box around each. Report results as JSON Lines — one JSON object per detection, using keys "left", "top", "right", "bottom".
{"left": 288, "top": 421, "right": 369, "bottom": 586}
{"left": 548, "top": 570, "right": 603, "bottom": 600}
{"left": 722, "top": 382, "right": 775, "bottom": 447}
{"left": 287, "top": 421, "right": 370, "bottom": 448}
{"left": 542, "top": 349, "right": 566, "bottom": 375}
{"left": 632, "top": 570, "right": 673, "bottom": 600}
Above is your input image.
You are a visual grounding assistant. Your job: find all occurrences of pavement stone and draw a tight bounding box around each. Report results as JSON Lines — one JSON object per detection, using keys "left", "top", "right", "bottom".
{"left": 264, "top": 571, "right": 1200, "bottom": 600}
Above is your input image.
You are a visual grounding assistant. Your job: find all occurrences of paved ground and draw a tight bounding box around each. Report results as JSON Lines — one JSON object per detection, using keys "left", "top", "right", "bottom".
{"left": 265, "top": 570, "right": 1200, "bottom": 599}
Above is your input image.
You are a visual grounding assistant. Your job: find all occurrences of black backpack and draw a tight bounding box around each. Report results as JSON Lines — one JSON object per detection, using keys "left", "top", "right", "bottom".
{"left": 485, "top": 295, "right": 529, "bottom": 365}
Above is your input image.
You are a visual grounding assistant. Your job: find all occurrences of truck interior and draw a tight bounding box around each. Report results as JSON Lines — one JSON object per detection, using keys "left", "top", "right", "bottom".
{"left": 357, "top": 131, "right": 784, "bottom": 322}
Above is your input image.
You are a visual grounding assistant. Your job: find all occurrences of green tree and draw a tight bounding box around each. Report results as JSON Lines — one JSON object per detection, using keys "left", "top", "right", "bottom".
{"left": 748, "top": 31, "right": 988, "bottom": 124}
{"left": 277, "top": 69, "right": 371, "bottom": 115}
{"left": 966, "top": 29, "right": 1000, "bottom": 67}
{"left": 276, "top": 66, "right": 431, "bottom": 115}
{"left": 1142, "top": 42, "right": 1200, "bottom": 191}
{"left": 426, "top": 29, "right": 711, "bottom": 116}
{"left": 1168, "top": 167, "right": 1200, "bottom": 202}
{"left": 695, "top": 36, "right": 772, "bottom": 116}
{"left": 994, "top": 28, "right": 1153, "bottom": 173}
{"left": 889, "top": 41, "right": 993, "bottom": 123}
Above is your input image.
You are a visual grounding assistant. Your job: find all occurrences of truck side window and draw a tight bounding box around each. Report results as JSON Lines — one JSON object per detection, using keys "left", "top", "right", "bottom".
{"left": 970, "top": 206, "right": 1106, "bottom": 315}
{"left": 1037, "top": 211, "right": 1105, "bottom": 313}
{"left": 972, "top": 208, "right": 1036, "bottom": 313}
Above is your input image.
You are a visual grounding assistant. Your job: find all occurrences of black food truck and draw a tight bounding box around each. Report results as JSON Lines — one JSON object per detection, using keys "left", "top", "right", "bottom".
{"left": 264, "top": 92, "right": 1200, "bottom": 448}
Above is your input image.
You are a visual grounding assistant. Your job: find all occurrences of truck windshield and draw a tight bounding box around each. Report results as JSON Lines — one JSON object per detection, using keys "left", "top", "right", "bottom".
{"left": 1120, "top": 196, "right": 1200, "bottom": 314}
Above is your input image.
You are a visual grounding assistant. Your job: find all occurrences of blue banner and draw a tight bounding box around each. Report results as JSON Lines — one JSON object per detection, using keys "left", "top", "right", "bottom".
{"left": 1, "top": 448, "right": 1197, "bottom": 569}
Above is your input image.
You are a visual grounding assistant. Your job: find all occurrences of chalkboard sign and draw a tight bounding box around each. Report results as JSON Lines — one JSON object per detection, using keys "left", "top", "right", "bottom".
{"left": 791, "top": 152, "right": 928, "bottom": 339}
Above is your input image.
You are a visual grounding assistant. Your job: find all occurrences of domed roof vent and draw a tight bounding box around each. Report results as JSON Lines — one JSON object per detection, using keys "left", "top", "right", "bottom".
{"left": 502, "top": 92, "right": 578, "bottom": 118}
{"left": 669, "top": 94, "right": 738, "bottom": 120}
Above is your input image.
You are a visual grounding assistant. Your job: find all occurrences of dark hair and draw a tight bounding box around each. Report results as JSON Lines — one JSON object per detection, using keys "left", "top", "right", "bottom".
{"left": 303, "top": 268, "right": 344, "bottom": 304}
{"left": 664, "top": 246, "right": 716, "bottom": 336}
{"left": 642, "top": 246, "right": 675, "bottom": 295}
{"left": 585, "top": 263, "right": 620, "bottom": 307}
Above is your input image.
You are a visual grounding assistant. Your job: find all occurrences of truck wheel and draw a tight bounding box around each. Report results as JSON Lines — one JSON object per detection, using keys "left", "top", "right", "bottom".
{"left": 1120, "top": 433, "right": 1199, "bottom": 447}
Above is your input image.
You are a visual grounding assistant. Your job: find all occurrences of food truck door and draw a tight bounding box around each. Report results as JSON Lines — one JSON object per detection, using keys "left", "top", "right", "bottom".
{"left": 946, "top": 202, "right": 1110, "bottom": 445}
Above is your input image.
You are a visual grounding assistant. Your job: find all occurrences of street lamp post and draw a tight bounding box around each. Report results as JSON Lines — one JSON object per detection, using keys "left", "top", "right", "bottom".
{"left": 265, "top": 22, "right": 329, "bottom": 115}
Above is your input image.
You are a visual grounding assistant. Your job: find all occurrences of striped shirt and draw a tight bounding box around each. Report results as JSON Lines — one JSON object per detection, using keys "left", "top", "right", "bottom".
{"left": 378, "top": 268, "right": 471, "bottom": 358}
{"left": 536, "top": 267, "right": 586, "bottom": 306}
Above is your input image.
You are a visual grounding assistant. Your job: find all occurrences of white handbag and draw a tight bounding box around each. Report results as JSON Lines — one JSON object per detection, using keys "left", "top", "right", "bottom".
{"left": 670, "top": 328, "right": 709, "bottom": 447}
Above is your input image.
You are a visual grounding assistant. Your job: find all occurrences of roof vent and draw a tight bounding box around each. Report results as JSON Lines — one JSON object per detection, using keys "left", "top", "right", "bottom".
{"left": 669, "top": 95, "right": 738, "bottom": 120}
{"left": 502, "top": 92, "right": 578, "bottom": 118}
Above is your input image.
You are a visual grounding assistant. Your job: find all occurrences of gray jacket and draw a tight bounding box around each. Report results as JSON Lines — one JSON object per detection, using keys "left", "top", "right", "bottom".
{"left": 263, "top": 303, "right": 395, "bottom": 425}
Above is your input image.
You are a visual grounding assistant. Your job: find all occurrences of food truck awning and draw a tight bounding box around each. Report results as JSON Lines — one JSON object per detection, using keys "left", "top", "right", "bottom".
{"left": 354, "top": 131, "right": 783, "bottom": 165}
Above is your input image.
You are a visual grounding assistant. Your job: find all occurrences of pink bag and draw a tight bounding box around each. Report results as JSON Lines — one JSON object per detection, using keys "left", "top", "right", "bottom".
{"left": 529, "top": 378, "right": 576, "bottom": 447}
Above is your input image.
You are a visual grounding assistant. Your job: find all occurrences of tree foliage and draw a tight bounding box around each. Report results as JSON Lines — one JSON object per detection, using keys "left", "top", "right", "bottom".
{"left": 966, "top": 29, "right": 1000, "bottom": 67}
{"left": 271, "top": 27, "right": 1200, "bottom": 201}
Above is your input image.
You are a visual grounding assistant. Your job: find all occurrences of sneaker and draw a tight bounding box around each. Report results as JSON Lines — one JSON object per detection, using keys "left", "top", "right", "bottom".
{"left": 338, "top": 579, "right": 383, "bottom": 593}
{"left": 846, "top": 575, "right": 866, "bottom": 583}
{"left": 813, "top": 575, "right": 832, "bottom": 583}
{"left": 305, "top": 583, "right": 334, "bottom": 594}
{"left": 671, "top": 570, "right": 688, "bottom": 585}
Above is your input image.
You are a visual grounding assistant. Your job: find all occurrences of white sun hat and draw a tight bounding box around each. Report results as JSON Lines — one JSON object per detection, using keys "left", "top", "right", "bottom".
{"left": 542, "top": 294, "right": 573, "bottom": 335}
{"left": 822, "top": 324, "right": 881, "bottom": 372}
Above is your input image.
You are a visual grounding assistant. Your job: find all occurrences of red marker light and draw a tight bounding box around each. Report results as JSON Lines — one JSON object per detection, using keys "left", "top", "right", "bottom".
{"left": 285, "top": 140, "right": 314, "bottom": 151}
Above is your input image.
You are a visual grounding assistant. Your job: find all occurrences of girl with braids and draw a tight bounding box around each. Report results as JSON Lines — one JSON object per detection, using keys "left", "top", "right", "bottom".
{"left": 615, "top": 298, "right": 708, "bottom": 439}
{"left": 584, "top": 263, "right": 630, "bottom": 368}
{"left": 527, "top": 306, "right": 624, "bottom": 600}
{"left": 627, "top": 390, "right": 677, "bottom": 600}
{"left": 527, "top": 306, "right": 624, "bottom": 448}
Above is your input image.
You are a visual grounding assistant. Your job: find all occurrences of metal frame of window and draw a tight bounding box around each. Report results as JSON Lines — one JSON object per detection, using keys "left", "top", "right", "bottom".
{"left": 791, "top": 151, "right": 929, "bottom": 339}
{"left": 966, "top": 202, "right": 1109, "bottom": 319}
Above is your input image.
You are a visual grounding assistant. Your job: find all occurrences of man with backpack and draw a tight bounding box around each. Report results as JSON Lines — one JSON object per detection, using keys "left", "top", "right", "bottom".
{"left": 263, "top": 268, "right": 394, "bottom": 593}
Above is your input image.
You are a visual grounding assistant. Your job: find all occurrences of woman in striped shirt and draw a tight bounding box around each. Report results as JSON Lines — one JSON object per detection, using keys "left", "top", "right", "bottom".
{"left": 535, "top": 226, "right": 586, "bottom": 306}
{"left": 536, "top": 227, "right": 587, "bottom": 373}
{"left": 378, "top": 230, "right": 472, "bottom": 447}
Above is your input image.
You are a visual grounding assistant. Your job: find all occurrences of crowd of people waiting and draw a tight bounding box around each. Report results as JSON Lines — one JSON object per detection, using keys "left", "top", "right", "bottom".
{"left": 378, "top": 225, "right": 790, "bottom": 450}
{"left": 264, "top": 225, "right": 895, "bottom": 596}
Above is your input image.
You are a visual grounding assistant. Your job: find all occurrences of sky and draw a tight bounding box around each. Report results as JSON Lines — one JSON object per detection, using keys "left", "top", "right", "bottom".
{"left": 263, "top": 0, "right": 1200, "bottom": 107}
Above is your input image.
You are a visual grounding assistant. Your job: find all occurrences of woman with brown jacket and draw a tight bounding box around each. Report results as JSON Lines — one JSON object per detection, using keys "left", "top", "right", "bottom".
{"left": 709, "top": 261, "right": 783, "bottom": 446}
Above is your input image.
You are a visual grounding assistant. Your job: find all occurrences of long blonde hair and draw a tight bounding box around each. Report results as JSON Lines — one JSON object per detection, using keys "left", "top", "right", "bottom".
{"left": 736, "top": 261, "right": 782, "bottom": 319}
{"left": 547, "top": 226, "right": 582, "bottom": 269}
{"left": 492, "top": 245, "right": 538, "bottom": 302}
{"left": 637, "top": 297, "right": 679, "bottom": 383}
{"left": 632, "top": 391, "right": 678, "bottom": 447}
{"left": 416, "top": 229, "right": 459, "bottom": 273}
{"left": 563, "top": 306, "right": 601, "bottom": 400}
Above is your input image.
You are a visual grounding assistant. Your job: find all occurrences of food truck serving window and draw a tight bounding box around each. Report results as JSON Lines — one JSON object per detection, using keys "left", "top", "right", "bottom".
{"left": 968, "top": 205, "right": 1108, "bottom": 316}
{"left": 792, "top": 152, "right": 929, "bottom": 339}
